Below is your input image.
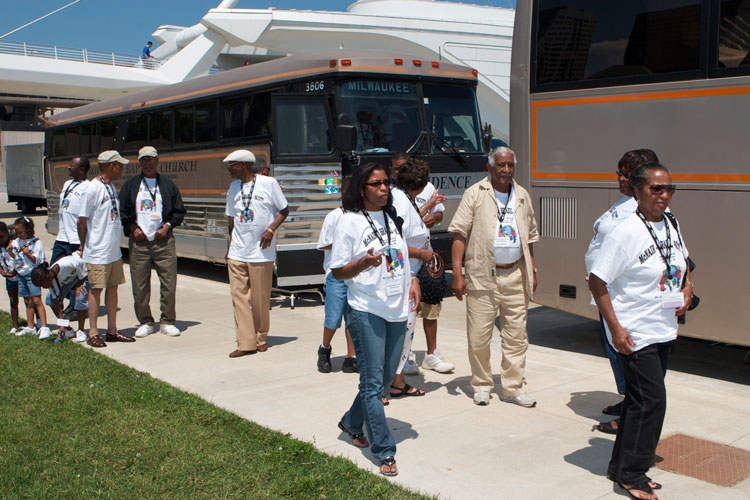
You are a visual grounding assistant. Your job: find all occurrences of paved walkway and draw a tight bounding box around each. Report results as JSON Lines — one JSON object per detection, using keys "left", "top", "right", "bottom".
{"left": 9, "top": 204, "right": 750, "bottom": 499}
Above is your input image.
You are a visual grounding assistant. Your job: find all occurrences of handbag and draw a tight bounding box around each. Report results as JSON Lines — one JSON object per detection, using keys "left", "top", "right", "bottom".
{"left": 417, "top": 253, "right": 446, "bottom": 305}
{"left": 664, "top": 212, "right": 699, "bottom": 311}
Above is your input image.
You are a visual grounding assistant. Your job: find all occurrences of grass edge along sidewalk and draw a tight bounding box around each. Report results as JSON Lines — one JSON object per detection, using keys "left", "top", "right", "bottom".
{"left": 0, "top": 312, "right": 437, "bottom": 500}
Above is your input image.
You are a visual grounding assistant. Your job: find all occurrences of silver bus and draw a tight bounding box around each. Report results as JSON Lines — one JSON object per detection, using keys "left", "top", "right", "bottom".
{"left": 44, "top": 50, "right": 489, "bottom": 287}
{"left": 511, "top": 1, "right": 749, "bottom": 347}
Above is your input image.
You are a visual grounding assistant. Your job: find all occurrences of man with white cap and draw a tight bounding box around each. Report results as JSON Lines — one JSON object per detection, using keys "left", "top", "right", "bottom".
{"left": 119, "top": 146, "right": 186, "bottom": 338}
{"left": 77, "top": 150, "right": 134, "bottom": 348}
{"left": 224, "top": 149, "right": 288, "bottom": 358}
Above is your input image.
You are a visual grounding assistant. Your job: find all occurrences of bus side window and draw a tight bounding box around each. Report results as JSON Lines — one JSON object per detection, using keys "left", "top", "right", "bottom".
{"left": 273, "top": 96, "right": 332, "bottom": 156}
{"left": 149, "top": 110, "right": 172, "bottom": 149}
{"left": 123, "top": 113, "right": 148, "bottom": 153}
{"left": 98, "top": 119, "right": 117, "bottom": 152}
{"left": 718, "top": 0, "right": 750, "bottom": 68}
{"left": 176, "top": 105, "right": 195, "bottom": 146}
{"left": 195, "top": 100, "right": 217, "bottom": 143}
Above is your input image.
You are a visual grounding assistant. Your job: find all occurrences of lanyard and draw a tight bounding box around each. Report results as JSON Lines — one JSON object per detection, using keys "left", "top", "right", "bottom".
{"left": 62, "top": 181, "right": 80, "bottom": 201}
{"left": 362, "top": 209, "right": 391, "bottom": 248}
{"left": 496, "top": 182, "right": 513, "bottom": 224}
{"left": 140, "top": 176, "right": 159, "bottom": 202}
{"left": 636, "top": 209, "right": 673, "bottom": 278}
{"left": 53, "top": 272, "right": 63, "bottom": 297}
{"left": 20, "top": 237, "right": 39, "bottom": 251}
{"left": 241, "top": 178, "right": 256, "bottom": 213}
{"left": 99, "top": 176, "right": 119, "bottom": 218}
{"left": 404, "top": 190, "right": 426, "bottom": 228}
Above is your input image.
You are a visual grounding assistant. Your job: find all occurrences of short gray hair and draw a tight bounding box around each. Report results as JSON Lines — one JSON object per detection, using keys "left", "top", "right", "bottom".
{"left": 488, "top": 146, "right": 517, "bottom": 165}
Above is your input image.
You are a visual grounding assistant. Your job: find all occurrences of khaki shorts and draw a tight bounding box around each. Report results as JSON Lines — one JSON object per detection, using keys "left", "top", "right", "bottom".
{"left": 417, "top": 301, "right": 441, "bottom": 320}
{"left": 86, "top": 260, "right": 126, "bottom": 289}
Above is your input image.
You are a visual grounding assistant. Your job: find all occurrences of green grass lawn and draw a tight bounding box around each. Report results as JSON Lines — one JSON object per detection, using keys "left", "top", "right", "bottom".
{"left": 0, "top": 312, "right": 436, "bottom": 500}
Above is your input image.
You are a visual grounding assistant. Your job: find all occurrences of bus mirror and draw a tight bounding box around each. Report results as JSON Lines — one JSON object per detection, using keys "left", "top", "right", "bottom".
{"left": 335, "top": 124, "right": 356, "bottom": 152}
{"left": 482, "top": 123, "right": 493, "bottom": 153}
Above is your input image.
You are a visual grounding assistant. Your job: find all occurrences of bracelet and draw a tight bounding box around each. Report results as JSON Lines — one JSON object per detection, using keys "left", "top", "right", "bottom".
{"left": 266, "top": 227, "right": 275, "bottom": 234}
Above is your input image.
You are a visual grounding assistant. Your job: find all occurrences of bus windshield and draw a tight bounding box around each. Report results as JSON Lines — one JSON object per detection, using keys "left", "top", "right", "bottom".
{"left": 424, "top": 84, "right": 482, "bottom": 153}
{"left": 339, "top": 80, "right": 421, "bottom": 153}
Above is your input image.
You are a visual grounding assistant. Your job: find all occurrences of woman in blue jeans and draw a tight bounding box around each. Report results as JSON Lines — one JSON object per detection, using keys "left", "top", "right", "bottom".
{"left": 329, "top": 163, "right": 420, "bottom": 476}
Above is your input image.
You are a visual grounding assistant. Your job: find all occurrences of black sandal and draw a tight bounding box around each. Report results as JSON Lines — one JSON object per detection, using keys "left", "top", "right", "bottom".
{"left": 337, "top": 421, "right": 368, "bottom": 448}
{"left": 603, "top": 401, "right": 623, "bottom": 416}
{"left": 596, "top": 419, "right": 619, "bottom": 435}
{"left": 380, "top": 456, "right": 398, "bottom": 476}
{"left": 389, "top": 383, "right": 425, "bottom": 398}
{"left": 617, "top": 480, "right": 656, "bottom": 500}
{"left": 607, "top": 473, "right": 661, "bottom": 491}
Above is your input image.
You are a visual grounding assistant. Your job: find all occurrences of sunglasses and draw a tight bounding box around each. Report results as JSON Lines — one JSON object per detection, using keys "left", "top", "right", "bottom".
{"left": 649, "top": 184, "right": 676, "bottom": 195}
{"left": 365, "top": 179, "right": 392, "bottom": 188}
{"left": 615, "top": 170, "right": 629, "bottom": 179}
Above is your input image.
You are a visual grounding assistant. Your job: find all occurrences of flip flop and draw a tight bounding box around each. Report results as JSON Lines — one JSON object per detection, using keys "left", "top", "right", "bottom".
{"left": 617, "top": 480, "right": 657, "bottom": 500}
{"left": 603, "top": 401, "right": 623, "bottom": 416}
{"left": 389, "top": 383, "right": 425, "bottom": 398}
{"left": 596, "top": 419, "right": 619, "bottom": 435}
{"left": 380, "top": 456, "right": 398, "bottom": 476}
{"left": 337, "top": 421, "right": 369, "bottom": 448}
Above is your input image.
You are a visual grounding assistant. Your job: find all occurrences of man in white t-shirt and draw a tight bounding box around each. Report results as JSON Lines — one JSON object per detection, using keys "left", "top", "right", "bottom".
{"left": 224, "top": 149, "right": 289, "bottom": 358}
{"left": 449, "top": 146, "right": 539, "bottom": 408}
{"left": 119, "top": 146, "right": 186, "bottom": 338}
{"left": 52, "top": 157, "right": 90, "bottom": 263}
{"left": 77, "top": 150, "right": 134, "bottom": 348}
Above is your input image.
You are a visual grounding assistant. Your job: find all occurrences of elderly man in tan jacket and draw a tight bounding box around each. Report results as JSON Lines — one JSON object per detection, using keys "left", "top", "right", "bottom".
{"left": 449, "top": 146, "right": 539, "bottom": 407}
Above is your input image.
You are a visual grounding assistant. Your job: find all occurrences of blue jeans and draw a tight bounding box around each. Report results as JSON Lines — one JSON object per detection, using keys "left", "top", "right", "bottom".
{"left": 323, "top": 273, "right": 348, "bottom": 330}
{"left": 50, "top": 240, "right": 80, "bottom": 265}
{"left": 341, "top": 309, "right": 406, "bottom": 461}
{"left": 600, "top": 313, "right": 626, "bottom": 395}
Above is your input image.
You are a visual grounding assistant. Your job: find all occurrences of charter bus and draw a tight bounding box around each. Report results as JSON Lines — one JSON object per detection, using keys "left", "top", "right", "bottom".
{"left": 44, "top": 50, "right": 489, "bottom": 287}
{"left": 510, "top": 1, "right": 750, "bottom": 347}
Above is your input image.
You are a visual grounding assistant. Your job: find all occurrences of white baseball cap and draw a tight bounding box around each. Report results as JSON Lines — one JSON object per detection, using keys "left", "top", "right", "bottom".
{"left": 223, "top": 150, "right": 256, "bottom": 163}
{"left": 97, "top": 150, "right": 129, "bottom": 164}
{"left": 138, "top": 146, "right": 158, "bottom": 159}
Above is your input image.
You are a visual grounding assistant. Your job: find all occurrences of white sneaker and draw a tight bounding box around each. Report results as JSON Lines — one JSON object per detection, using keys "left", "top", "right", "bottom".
{"left": 473, "top": 391, "right": 491, "bottom": 406}
{"left": 135, "top": 324, "right": 154, "bottom": 338}
{"left": 74, "top": 330, "right": 87, "bottom": 343}
{"left": 500, "top": 393, "right": 537, "bottom": 408}
{"left": 8, "top": 327, "right": 18, "bottom": 335}
{"left": 18, "top": 327, "right": 35, "bottom": 336}
{"left": 38, "top": 327, "right": 52, "bottom": 340}
{"left": 422, "top": 349, "right": 455, "bottom": 373}
{"left": 160, "top": 324, "right": 181, "bottom": 337}
{"left": 403, "top": 357, "right": 420, "bottom": 376}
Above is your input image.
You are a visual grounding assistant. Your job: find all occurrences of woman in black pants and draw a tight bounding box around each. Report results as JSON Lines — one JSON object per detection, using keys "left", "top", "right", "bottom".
{"left": 589, "top": 163, "right": 692, "bottom": 500}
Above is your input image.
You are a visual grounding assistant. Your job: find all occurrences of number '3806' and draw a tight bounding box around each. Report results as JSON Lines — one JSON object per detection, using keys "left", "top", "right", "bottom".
{"left": 305, "top": 81, "right": 325, "bottom": 92}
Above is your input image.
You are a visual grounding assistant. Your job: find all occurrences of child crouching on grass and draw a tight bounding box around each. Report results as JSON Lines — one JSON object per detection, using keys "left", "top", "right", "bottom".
{"left": 31, "top": 253, "right": 89, "bottom": 343}
{"left": 9, "top": 217, "right": 50, "bottom": 339}
{"left": 0, "top": 222, "right": 20, "bottom": 334}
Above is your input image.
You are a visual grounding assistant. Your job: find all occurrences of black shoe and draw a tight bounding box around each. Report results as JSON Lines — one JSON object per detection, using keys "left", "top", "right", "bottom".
{"left": 342, "top": 357, "right": 358, "bottom": 373}
{"left": 317, "top": 345, "right": 332, "bottom": 373}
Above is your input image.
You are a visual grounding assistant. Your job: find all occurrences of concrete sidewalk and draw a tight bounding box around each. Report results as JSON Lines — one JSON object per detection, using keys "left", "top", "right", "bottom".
{"left": 10, "top": 205, "right": 750, "bottom": 499}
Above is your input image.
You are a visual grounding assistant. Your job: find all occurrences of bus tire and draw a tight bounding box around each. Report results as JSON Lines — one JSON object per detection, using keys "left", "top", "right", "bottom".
{"left": 20, "top": 198, "right": 37, "bottom": 215}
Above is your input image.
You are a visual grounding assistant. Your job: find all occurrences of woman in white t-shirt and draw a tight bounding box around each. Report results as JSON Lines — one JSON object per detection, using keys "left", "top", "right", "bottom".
{"left": 589, "top": 163, "right": 692, "bottom": 500}
{"left": 330, "top": 163, "right": 420, "bottom": 477}
{"left": 584, "top": 149, "right": 659, "bottom": 434}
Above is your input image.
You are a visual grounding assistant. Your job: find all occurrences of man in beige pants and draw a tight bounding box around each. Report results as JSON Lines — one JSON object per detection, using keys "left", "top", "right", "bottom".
{"left": 449, "top": 146, "right": 539, "bottom": 407}
{"left": 223, "top": 150, "right": 288, "bottom": 358}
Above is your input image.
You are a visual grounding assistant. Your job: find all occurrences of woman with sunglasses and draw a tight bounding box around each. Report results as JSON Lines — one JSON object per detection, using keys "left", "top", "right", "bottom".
{"left": 329, "top": 163, "right": 420, "bottom": 477}
{"left": 589, "top": 163, "right": 692, "bottom": 500}
{"left": 584, "top": 149, "right": 658, "bottom": 434}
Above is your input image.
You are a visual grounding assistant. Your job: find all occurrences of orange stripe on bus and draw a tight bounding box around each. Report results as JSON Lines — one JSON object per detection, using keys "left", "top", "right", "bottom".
{"left": 48, "top": 106, "right": 124, "bottom": 126}
{"left": 531, "top": 85, "right": 750, "bottom": 182}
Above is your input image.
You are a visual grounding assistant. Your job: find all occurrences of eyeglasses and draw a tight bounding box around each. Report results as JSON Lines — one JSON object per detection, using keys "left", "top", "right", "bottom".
{"left": 648, "top": 184, "right": 676, "bottom": 195}
{"left": 615, "top": 170, "right": 629, "bottom": 179}
{"left": 494, "top": 161, "right": 515, "bottom": 168}
{"left": 365, "top": 179, "right": 391, "bottom": 188}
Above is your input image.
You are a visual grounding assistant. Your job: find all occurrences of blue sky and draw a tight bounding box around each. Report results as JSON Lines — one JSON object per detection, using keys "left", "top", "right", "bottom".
{"left": 1, "top": 1, "right": 516, "bottom": 56}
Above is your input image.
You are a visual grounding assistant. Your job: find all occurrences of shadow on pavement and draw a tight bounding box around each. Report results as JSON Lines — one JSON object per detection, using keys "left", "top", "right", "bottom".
{"left": 266, "top": 335, "right": 297, "bottom": 348}
{"left": 568, "top": 391, "right": 622, "bottom": 421}
{"left": 563, "top": 436, "right": 613, "bottom": 477}
{"left": 527, "top": 306, "right": 750, "bottom": 386}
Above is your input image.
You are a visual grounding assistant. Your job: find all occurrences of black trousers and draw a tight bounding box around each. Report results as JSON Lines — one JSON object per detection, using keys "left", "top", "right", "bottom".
{"left": 607, "top": 340, "right": 673, "bottom": 485}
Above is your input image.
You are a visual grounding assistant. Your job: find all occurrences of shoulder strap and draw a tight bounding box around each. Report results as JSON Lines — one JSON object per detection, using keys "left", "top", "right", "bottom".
{"left": 663, "top": 212, "right": 683, "bottom": 247}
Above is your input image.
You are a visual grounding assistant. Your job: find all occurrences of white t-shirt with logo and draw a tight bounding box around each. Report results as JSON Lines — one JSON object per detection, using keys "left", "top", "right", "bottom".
{"left": 494, "top": 187, "right": 522, "bottom": 265}
{"left": 11, "top": 237, "right": 45, "bottom": 276}
{"left": 584, "top": 196, "right": 637, "bottom": 275}
{"left": 329, "top": 210, "right": 412, "bottom": 322}
{"left": 51, "top": 253, "right": 87, "bottom": 296}
{"left": 590, "top": 213, "right": 689, "bottom": 351}
{"left": 414, "top": 182, "right": 446, "bottom": 216}
{"left": 391, "top": 188, "right": 430, "bottom": 274}
{"left": 317, "top": 207, "right": 344, "bottom": 276}
{"left": 226, "top": 175, "right": 288, "bottom": 263}
{"left": 57, "top": 179, "right": 89, "bottom": 245}
{"left": 77, "top": 179, "right": 123, "bottom": 265}
{"left": 0, "top": 248, "right": 17, "bottom": 281}
{"left": 135, "top": 177, "right": 163, "bottom": 241}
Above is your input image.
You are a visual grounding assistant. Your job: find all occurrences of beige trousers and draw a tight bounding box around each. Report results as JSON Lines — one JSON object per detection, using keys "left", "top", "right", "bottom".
{"left": 466, "top": 262, "right": 530, "bottom": 397}
{"left": 227, "top": 259, "right": 273, "bottom": 351}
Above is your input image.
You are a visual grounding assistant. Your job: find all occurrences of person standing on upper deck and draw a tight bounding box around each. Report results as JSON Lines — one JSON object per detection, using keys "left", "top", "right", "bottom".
{"left": 77, "top": 151, "right": 134, "bottom": 348}
{"left": 119, "top": 146, "right": 186, "bottom": 338}
{"left": 224, "top": 150, "right": 289, "bottom": 358}
{"left": 51, "top": 157, "right": 90, "bottom": 264}
{"left": 449, "top": 146, "right": 539, "bottom": 408}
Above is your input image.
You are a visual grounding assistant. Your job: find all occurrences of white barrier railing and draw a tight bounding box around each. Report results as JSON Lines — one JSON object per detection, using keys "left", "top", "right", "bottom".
{"left": 0, "top": 40, "right": 161, "bottom": 69}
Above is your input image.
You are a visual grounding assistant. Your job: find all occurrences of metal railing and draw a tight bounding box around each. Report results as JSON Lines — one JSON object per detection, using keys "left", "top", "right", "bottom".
{"left": 0, "top": 39, "right": 161, "bottom": 70}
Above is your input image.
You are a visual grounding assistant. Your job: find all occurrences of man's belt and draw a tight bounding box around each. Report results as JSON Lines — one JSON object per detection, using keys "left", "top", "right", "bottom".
{"left": 495, "top": 260, "right": 519, "bottom": 270}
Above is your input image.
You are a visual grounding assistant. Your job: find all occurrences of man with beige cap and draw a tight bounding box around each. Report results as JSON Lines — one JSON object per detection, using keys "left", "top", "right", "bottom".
{"left": 77, "top": 150, "right": 134, "bottom": 348}
{"left": 224, "top": 149, "right": 288, "bottom": 358}
{"left": 119, "top": 146, "right": 186, "bottom": 338}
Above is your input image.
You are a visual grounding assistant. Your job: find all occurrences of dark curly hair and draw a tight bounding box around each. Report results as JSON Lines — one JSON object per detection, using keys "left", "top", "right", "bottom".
{"left": 630, "top": 162, "right": 671, "bottom": 198}
{"left": 395, "top": 158, "right": 430, "bottom": 193}
{"left": 618, "top": 149, "right": 659, "bottom": 178}
{"left": 31, "top": 262, "right": 52, "bottom": 287}
{"left": 13, "top": 216, "right": 34, "bottom": 238}
{"left": 343, "top": 163, "right": 393, "bottom": 212}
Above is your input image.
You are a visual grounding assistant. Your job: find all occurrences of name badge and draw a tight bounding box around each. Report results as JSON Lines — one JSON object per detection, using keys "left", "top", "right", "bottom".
{"left": 385, "top": 276, "right": 402, "bottom": 297}
{"left": 661, "top": 292, "right": 684, "bottom": 309}
{"left": 56, "top": 318, "right": 70, "bottom": 327}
